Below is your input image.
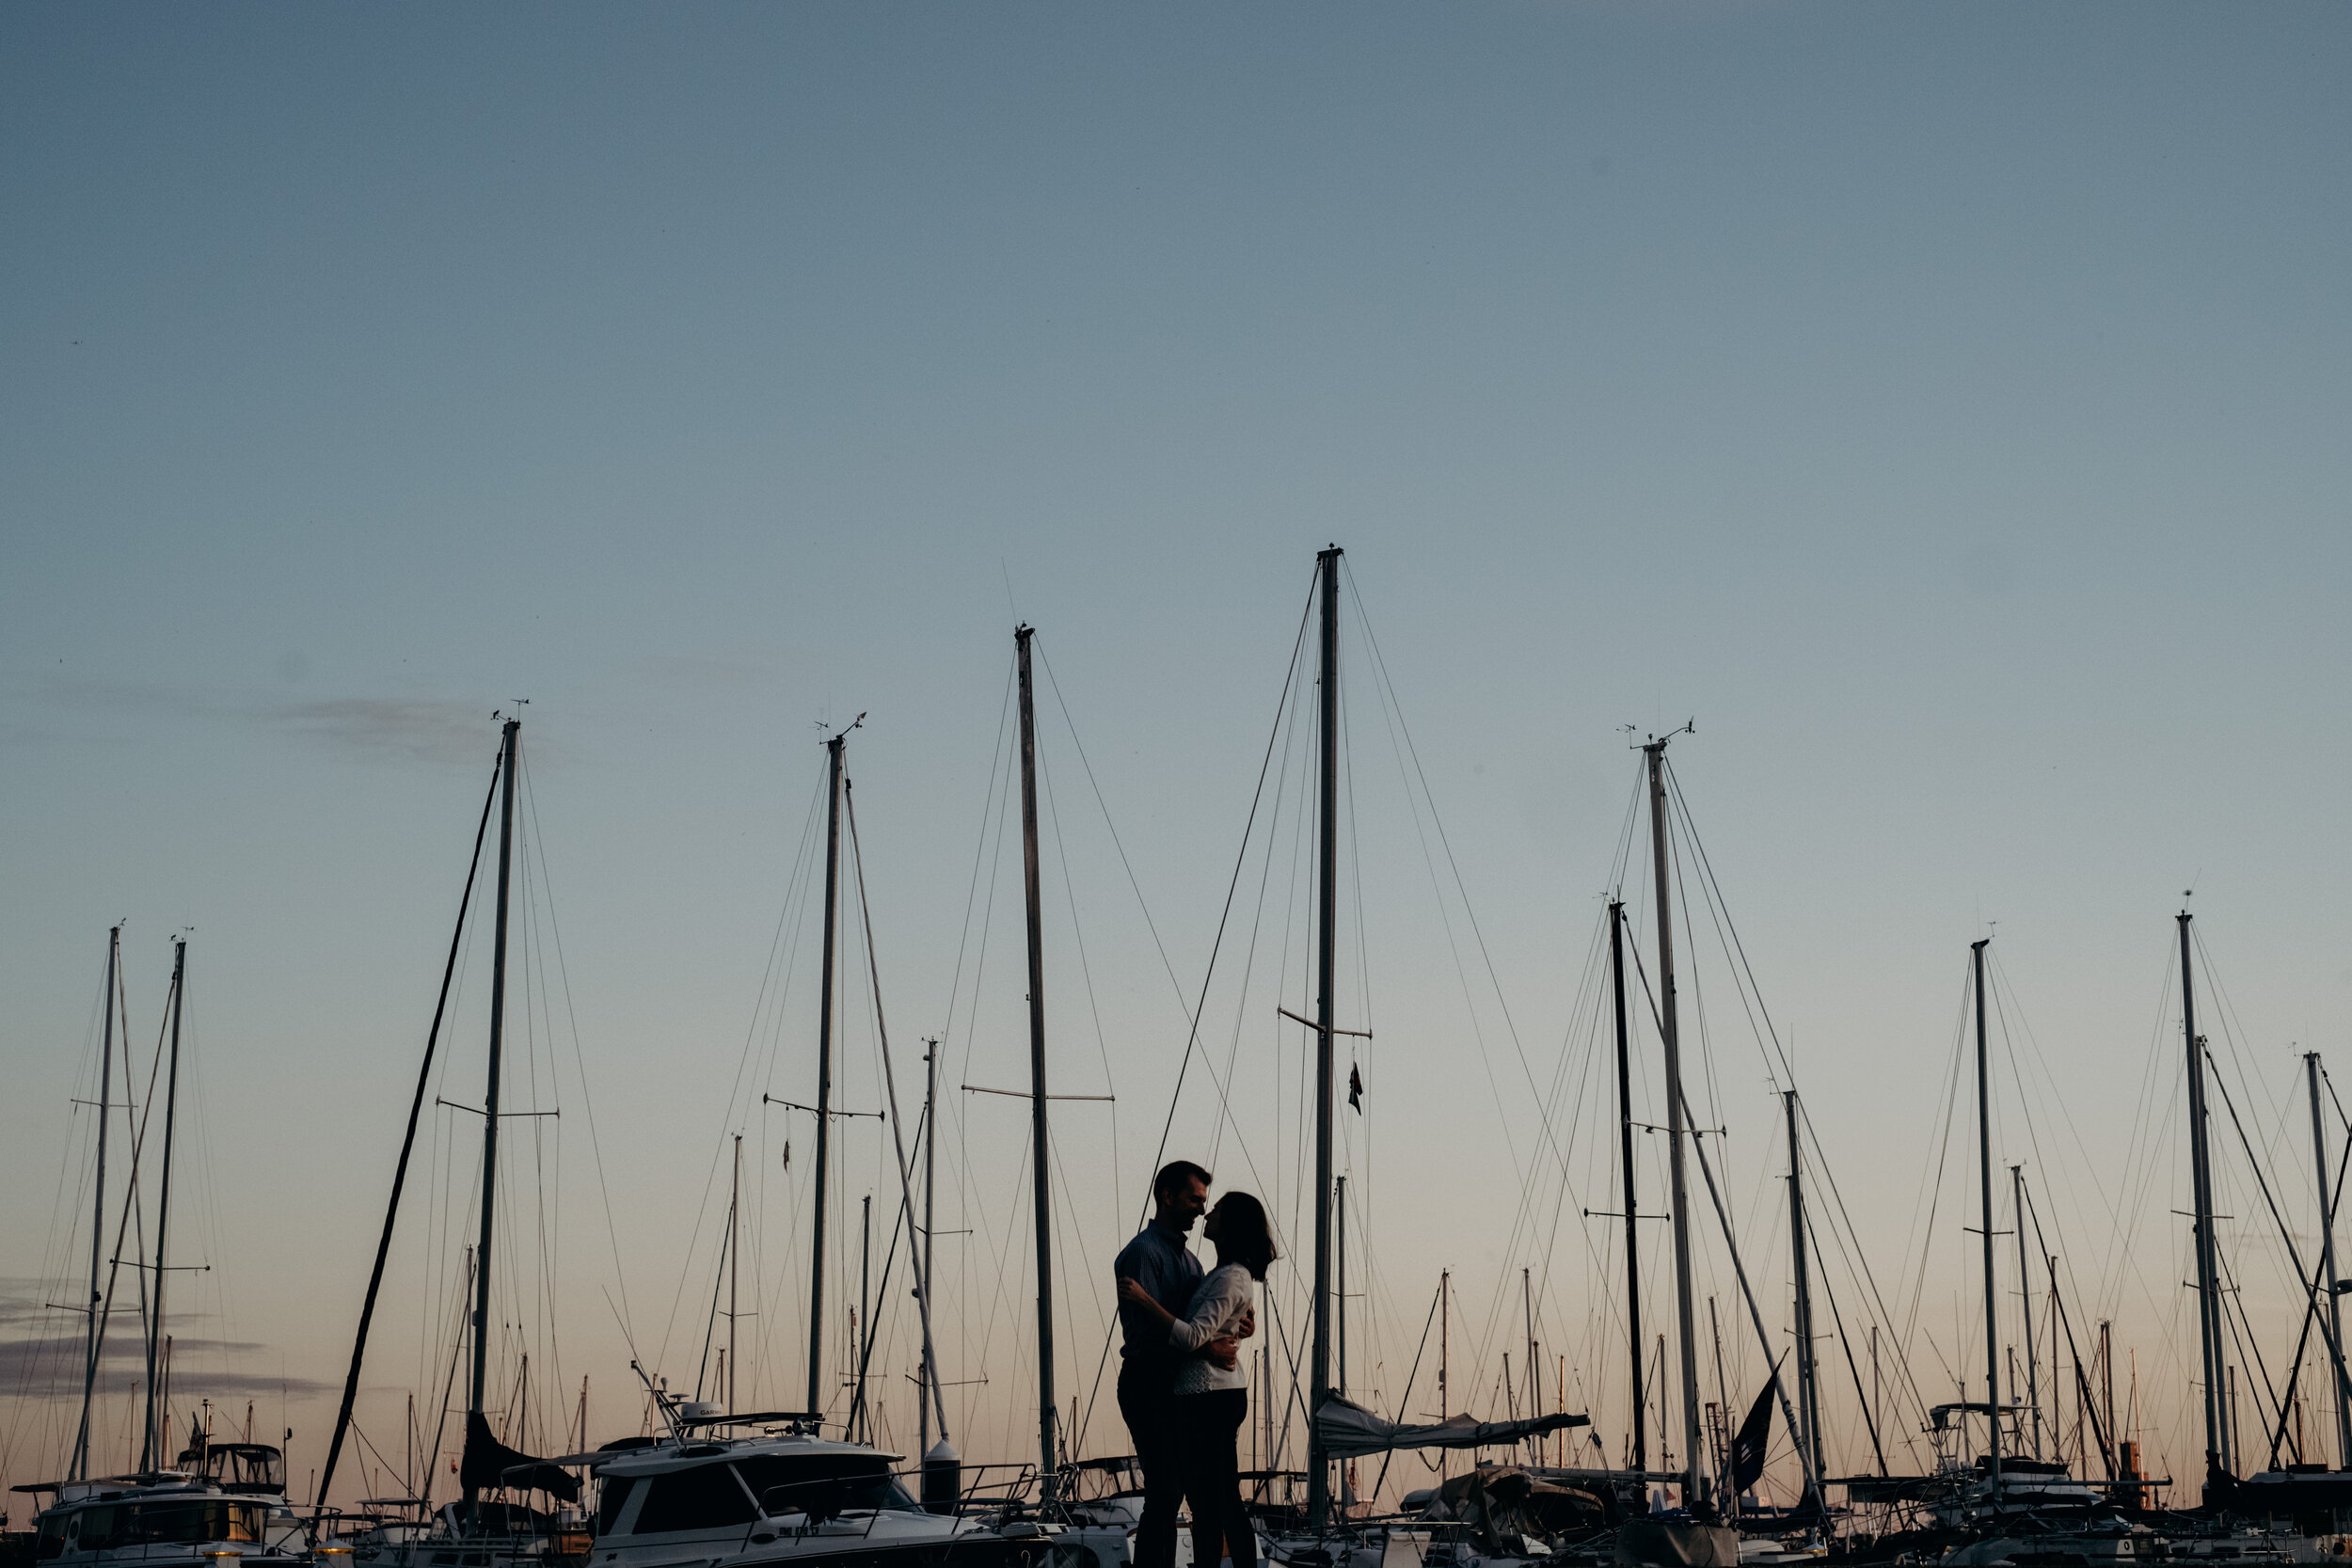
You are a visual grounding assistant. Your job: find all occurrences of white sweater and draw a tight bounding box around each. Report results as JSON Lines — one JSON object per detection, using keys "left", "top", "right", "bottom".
{"left": 1167, "top": 1262, "right": 1254, "bottom": 1395}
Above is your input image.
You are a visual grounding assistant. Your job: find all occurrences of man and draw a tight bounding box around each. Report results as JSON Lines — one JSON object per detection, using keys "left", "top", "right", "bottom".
{"left": 1115, "top": 1160, "right": 1247, "bottom": 1568}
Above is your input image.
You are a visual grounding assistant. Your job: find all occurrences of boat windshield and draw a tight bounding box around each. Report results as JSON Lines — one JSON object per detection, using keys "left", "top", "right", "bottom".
{"left": 183, "top": 1445, "right": 288, "bottom": 1495}
{"left": 733, "top": 1455, "right": 915, "bottom": 1517}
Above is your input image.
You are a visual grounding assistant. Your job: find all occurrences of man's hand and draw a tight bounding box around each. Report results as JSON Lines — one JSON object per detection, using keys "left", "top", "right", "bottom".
{"left": 1206, "top": 1336, "right": 1241, "bottom": 1370}
{"left": 1235, "top": 1304, "right": 1256, "bottom": 1341}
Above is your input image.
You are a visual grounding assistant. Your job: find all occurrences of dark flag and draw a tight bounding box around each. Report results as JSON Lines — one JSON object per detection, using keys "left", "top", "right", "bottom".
{"left": 459, "top": 1410, "right": 580, "bottom": 1502}
{"left": 1348, "top": 1062, "right": 1363, "bottom": 1112}
{"left": 1728, "top": 1367, "right": 1780, "bottom": 1495}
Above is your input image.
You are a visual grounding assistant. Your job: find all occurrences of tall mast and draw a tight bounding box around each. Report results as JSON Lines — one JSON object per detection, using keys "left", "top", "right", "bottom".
{"left": 141, "top": 938, "right": 187, "bottom": 1471}
{"left": 1643, "top": 737, "right": 1705, "bottom": 1509}
{"left": 1610, "top": 901, "right": 1645, "bottom": 1472}
{"left": 855, "top": 1195, "right": 872, "bottom": 1441}
{"left": 2309, "top": 1052, "right": 2352, "bottom": 1466}
{"left": 1336, "top": 1175, "right": 1347, "bottom": 1397}
{"left": 1310, "top": 546, "right": 1342, "bottom": 1528}
{"left": 1524, "top": 1268, "right": 1537, "bottom": 1445}
{"left": 728, "top": 1135, "right": 741, "bottom": 1412}
{"left": 808, "top": 728, "right": 845, "bottom": 1417}
{"left": 1014, "top": 625, "right": 1058, "bottom": 1498}
{"left": 73, "top": 926, "right": 119, "bottom": 1481}
{"left": 1971, "top": 939, "right": 2001, "bottom": 1496}
{"left": 1786, "top": 1090, "right": 1824, "bottom": 1495}
{"left": 2012, "top": 1165, "right": 2042, "bottom": 1459}
{"left": 920, "top": 1040, "right": 938, "bottom": 1458}
{"left": 2181, "top": 911, "right": 2227, "bottom": 1481}
{"left": 466, "top": 719, "right": 519, "bottom": 1493}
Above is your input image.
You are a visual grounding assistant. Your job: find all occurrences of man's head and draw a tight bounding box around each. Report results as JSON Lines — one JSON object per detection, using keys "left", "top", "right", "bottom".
{"left": 1152, "top": 1160, "right": 1213, "bottom": 1231}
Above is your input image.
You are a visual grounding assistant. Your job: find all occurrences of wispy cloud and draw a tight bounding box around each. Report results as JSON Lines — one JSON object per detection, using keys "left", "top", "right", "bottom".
{"left": 261, "top": 698, "right": 502, "bottom": 766}
{"left": 0, "top": 1317, "right": 334, "bottom": 1402}
{"left": 3, "top": 672, "right": 511, "bottom": 767}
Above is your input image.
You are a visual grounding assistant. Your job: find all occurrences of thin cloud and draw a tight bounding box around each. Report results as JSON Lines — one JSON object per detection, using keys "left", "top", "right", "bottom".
{"left": 5, "top": 673, "right": 516, "bottom": 766}
{"left": 262, "top": 698, "right": 502, "bottom": 766}
{"left": 0, "top": 1331, "right": 334, "bottom": 1402}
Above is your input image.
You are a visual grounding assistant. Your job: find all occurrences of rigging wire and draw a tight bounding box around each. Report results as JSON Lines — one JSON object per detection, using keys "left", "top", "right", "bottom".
{"left": 1072, "top": 572, "right": 1317, "bottom": 1451}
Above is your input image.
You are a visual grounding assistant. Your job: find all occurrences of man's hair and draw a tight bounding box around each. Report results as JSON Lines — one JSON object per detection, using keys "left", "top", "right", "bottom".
{"left": 1153, "top": 1160, "right": 1213, "bottom": 1203}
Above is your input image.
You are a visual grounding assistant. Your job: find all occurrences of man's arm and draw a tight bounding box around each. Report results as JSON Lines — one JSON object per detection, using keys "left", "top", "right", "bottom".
{"left": 1202, "top": 1292, "right": 1256, "bottom": 1370}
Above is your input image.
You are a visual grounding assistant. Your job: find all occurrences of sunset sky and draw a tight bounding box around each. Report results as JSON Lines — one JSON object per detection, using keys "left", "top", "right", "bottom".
{"left": 6, "top": 2, "right": 2351, "bottom": 1512}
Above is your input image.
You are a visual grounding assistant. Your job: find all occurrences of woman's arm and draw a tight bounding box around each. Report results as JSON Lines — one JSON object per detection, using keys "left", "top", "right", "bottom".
{"left": 1157, "top": 1268, "right": 1248, "bottom": 1353}
{"left": 1117, "top": 1275, "right": 1180, "bottom": 1334}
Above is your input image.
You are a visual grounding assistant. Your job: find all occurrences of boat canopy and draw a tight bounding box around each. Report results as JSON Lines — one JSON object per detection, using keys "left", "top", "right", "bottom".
{"left": 1311, "top": 1393, "right": 1587, "bottom": 1459}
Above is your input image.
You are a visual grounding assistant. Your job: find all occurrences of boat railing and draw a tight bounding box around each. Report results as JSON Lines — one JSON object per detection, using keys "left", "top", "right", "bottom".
{"left": 930, "top": 1464, "right": 1041, "bottom": 1519}
{"left": 745, "top": 1463, "right": 1031, "bottom": 1535}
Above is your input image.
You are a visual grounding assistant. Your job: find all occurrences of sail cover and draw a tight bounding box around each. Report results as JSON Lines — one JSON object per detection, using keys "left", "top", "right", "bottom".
{"left": 460, "top": 1411, "right": 580, "bottom": 1501}
{"left": 1313, "top": 1393, "right": 1587, "bottom": 1458}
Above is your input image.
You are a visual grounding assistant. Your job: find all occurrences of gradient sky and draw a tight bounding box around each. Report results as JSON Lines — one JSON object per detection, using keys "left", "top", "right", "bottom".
{"left": 6, "top": 1, "right": 2351, "bottom": 1513}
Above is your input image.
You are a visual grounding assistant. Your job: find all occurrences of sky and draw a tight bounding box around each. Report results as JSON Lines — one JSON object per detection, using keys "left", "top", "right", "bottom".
{"left": 5, "top": 0, "right": 2351, "bottom": 1517}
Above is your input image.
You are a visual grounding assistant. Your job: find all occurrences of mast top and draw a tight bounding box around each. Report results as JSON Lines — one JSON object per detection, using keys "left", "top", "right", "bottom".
{"left": 1973, "top": 938, "right": 1991, "bottom": 952}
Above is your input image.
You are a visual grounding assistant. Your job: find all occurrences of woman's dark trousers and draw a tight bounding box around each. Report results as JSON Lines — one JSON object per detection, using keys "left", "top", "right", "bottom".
{"left": 1174, "top": 1388, "right": 1255, "bottom": 1568}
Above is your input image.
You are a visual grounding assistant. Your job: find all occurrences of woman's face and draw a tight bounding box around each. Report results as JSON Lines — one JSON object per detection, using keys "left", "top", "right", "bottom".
{"left": 1204, "top": 1202, "right": 1227, "bottom": 1243}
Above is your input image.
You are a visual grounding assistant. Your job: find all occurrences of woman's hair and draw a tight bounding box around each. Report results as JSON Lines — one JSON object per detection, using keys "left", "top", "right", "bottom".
{"left": 1212, "top": 1192, "right": 1279, "bottom": 1280}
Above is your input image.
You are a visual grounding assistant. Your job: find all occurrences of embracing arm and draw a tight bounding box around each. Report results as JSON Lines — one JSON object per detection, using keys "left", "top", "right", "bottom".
{"left": 1118, "top": 1275, "right": 1180, "bottom": 1335}
{"left": 1156, "top": 1270, "right": 1253, "bottom": 1353}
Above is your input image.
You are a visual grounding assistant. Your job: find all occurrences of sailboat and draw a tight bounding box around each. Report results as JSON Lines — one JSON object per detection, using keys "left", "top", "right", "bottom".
{"left": 1136, "top": 550, "right": 1586, "bottom": 1568}
{"left": 15, "top": 938, "right": 313, "bottom": 1568}
{"left": 1832, "top": 939, "right": 2146, "bottom": 1567}
{"left": 321, "top": 719, "right": 588, "bottom": 1568}
{"left": 550, "top": 719, "right": 1017, "bottom": 1568}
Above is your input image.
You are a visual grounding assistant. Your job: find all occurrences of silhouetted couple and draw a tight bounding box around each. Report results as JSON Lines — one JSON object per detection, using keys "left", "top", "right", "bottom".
{"left": 1115, "top": 1160, "right": 1279, "bottom": 1568}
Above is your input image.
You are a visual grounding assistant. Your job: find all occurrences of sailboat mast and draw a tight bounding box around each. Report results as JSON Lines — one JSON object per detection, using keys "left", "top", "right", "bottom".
{"left": 1337, "top": 1175, "right": 1347, "bottom": 1397}
{"left": 141, "top": 937, "right": 186, "bottom": 1472}
{"left": 1014, "top": 625, "right": 1058, "bottom": 1498}
{"left": 729, "top": 1135, "right": 741, "bottom": 1412}
{"left": 73, "top": 926, "right": 119, "bottom": 1481}
{"left": 1786, "top": 1089, "right": 1824, "bottom": 1493}
{"left": 809, "top": 730, "right": 845, "bottom": 1418}
{"left": 2309, "top": 1052, "right": 2352, "bottom": 1466}
{"left": 466, "top": 718, "right": 519, "bottom": 1489}
{"left": 2012, "top": 1165, "right": 2041, "bottom": 1458}
{"left": 1610, "top": 900, "right": 1645, "bottom": 1473}
{"left": 1310, "top": 546, "right": 1342, "bottom": 1528}
{"left": 2180, "top": 911, "right": 2227, "bottom": 1481}
{"left": 856, "top": 1195, "right": 872, "bottom": 1442}
{"left": 1972, "top": 939, "right": 2002, "bottom": 1495}
{"left": 1643, "top": 737, "right": 1705, "bottom": 1509}
{"left": 920, "top": 1040, "right": 938, "bottom": 1458}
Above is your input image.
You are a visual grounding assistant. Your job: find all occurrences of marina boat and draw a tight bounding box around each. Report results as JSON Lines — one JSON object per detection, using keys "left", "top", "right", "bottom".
{"left": 313, "top": 720, "right": 590, "bottom": 1568}
{"left": 20, "top": 1436, "right": 310, "bottom": 1568}
{"left": 575, "top": 1422, "right": 1014, "bottom": 1568}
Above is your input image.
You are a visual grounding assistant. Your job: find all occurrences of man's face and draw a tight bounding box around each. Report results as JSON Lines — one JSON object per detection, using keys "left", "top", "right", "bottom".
{"left": 1161, "top": 1175, "right": 1210, "bottom": 1231}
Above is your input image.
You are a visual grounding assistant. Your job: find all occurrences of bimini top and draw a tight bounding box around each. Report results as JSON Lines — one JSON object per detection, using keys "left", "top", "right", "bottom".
{"left": 592, "top": 1432, "right": 905, "bottom": 1478}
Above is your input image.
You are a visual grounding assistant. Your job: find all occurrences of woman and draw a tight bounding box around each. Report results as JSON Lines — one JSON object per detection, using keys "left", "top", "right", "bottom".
{"left": 1118, "top": 1192, "right": 1278, "bottom": 1568}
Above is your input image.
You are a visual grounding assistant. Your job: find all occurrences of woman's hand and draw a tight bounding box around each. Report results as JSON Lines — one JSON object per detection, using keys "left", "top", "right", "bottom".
{"left": 1120, "top": 1275, "right": 1178, "bottom": 1334}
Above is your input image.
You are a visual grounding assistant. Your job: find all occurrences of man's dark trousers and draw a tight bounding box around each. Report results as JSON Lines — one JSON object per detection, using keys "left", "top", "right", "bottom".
{"left": 1119, "top": 1357, "right": 1184, "bottom": 1568}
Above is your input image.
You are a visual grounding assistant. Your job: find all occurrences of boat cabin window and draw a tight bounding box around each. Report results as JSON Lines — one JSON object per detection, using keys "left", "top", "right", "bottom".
{"left": 35, "top": 1515, "right": 68, "bottom": 1560}
{"left": 731, "top": 1456, "right": 914, "bottom": 1517}
{"left": 75, "top": 1500, "right": 267, "bottom": 1548}
{"left": 628, "top": 1465, "right": 757, "bottom": 1534}
{"left": 187, "top": 1446, "right": 288, "bottom": 1495}
{"left": 596, "top": 1477, "right": 637, "bottom": 1535}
